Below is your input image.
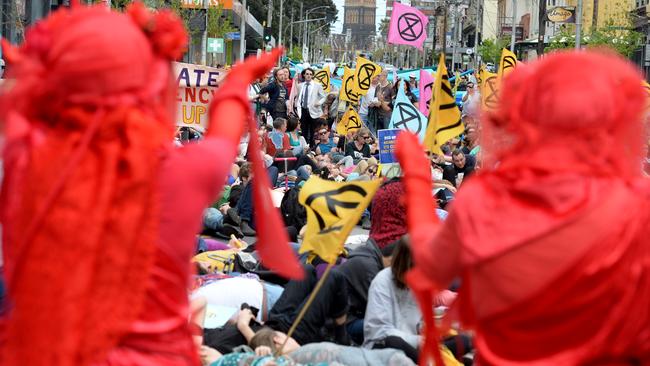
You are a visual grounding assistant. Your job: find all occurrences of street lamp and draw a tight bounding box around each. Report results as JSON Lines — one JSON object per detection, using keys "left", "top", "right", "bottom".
{"left": 303, "top": 6, "right": 331, "bottom": 62}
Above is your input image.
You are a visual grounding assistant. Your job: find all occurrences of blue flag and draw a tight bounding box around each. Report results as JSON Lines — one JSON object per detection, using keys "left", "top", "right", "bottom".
{"left": 388, "top": 81, "right": 428, "bottom": 141}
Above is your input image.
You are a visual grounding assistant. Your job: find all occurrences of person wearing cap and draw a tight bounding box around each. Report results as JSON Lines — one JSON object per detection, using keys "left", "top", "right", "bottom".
{"left": 408, "top": 72, "right": 417, "bottom": 88}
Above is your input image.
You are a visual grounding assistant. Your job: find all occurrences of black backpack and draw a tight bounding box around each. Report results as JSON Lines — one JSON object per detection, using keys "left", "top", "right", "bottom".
{"left": 280, "top": 186, "right": 306, "bottom": 229}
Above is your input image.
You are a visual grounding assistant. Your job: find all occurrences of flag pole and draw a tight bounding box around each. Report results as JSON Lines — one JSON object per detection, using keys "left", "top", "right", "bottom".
{"left": 275, "top": 263, "right": 334, "bottom": 357}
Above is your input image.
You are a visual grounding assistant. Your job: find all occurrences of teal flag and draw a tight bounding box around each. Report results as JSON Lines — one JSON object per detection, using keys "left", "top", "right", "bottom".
{"left": 388, "top": 81, "right": 428, "bottom": 141}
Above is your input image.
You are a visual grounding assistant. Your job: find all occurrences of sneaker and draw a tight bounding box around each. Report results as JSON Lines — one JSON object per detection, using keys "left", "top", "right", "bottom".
{"left": 240, "top": 220, "right": 256, "bottom": 237}
{"left": 361, "top": 216, "right": 371, "bottom": 230}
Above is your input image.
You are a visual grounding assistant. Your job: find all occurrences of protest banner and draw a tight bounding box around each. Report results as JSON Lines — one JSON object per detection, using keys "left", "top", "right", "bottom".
{"left": 174, "top": 62, "right": 228, "bottom": 131}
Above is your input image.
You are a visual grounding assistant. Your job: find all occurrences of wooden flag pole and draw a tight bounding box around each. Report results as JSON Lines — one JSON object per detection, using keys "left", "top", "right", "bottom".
{"left": 274, "top": 263, "right": 334, "bottom": 357}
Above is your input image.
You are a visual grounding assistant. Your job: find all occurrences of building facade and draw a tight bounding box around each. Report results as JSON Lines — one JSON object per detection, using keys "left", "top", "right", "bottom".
{"left": 343, "top": 0, "right": 376, "bottom": 51}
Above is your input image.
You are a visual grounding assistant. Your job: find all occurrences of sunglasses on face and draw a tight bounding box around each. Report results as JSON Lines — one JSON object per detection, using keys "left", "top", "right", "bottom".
{"left": 361, "top": 135, "right": 371, "bottom": 139}
{"left": 305, "top": 73, "right": 313, "bottom": 76}
{"left": 319, "top": 131, "right": 328, "bottom": 135}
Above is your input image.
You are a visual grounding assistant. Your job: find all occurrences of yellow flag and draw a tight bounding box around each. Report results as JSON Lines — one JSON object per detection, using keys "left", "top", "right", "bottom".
{"left": 339, "top": 66, "right": 360, "bottom": 105}
{"left": 336, "top": 106, "right": 363, "bottom": 136}
{"left": 476, "top": 65, "right": 485, "bottom": 89}
{"left": 314, "top": 68, "right": 331, "bottom": 93}
{"left": 498, "top": 48, "right": 518, "bottom": 83}
{"left": 353, "top": 56, "right": 382, "bottom": 97}
{"left": 299, "top": 177, "right": 381, "bottom": 263}
{"left": 424, "top": 54, "right": 464, "bottom": 155}
{"left": 480, "top": 68, "right": 498, "bottom": 111}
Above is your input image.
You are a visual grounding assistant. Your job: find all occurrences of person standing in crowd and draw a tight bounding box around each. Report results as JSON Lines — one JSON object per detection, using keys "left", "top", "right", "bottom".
{"left": 0, "top": 2, "right": 282, "bottom": 365}
{"left": 398, "top": 51, "right": 650, "bottom": 365}
{"left": 295, "top": 68, "right": 327, "bottom": 147}
{"left": 408, "top": 73, "right": 418, "bottom": 88}
{"left": 258, "top": 68, "right": 289, "bottom": 120}
{"left": 367, "top": 70, "right": 393, "bottom": 134}
{"left": 358, "top": 75, "right": 379, "bottom": 124}
{"left": 461, "top": 81, "right": 480, "bottom": 117}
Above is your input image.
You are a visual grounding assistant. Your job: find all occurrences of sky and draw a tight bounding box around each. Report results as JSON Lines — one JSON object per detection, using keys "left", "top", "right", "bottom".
{"left": 332, "top": 0, "right": 387, "bottom": 35}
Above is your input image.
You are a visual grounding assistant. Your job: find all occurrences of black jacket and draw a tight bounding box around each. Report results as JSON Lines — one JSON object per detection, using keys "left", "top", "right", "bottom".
{"left": 338, "top": 239, "right": 384, "bottom": 321}
{"left": 258, "top": 81, "right": 288, "bottom": 115}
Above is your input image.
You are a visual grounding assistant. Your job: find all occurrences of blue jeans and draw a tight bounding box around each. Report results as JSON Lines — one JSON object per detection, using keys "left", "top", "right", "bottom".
{"left": 203, "top": 208, "right": 224, "bottom": 231}
{"left": 346, "top": 318, "right": 364, "bottom": 345}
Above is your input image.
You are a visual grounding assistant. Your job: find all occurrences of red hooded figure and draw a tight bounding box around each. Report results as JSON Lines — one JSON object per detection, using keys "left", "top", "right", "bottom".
{"left": 0, "top": 3, "right": 299, "bottom": 365}
{"left": 397, "top": 50, "right": 650, "bottom": 365}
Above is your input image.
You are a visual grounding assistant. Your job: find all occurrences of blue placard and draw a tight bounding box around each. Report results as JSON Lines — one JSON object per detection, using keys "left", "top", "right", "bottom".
{"left": 378, "top": 129, "right": 401, "bottom": 164}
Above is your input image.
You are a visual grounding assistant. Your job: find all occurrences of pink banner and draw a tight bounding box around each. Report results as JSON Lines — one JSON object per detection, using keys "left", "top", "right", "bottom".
{"left": 418, "top": 69, "right": 435, "bottom": 117}
{"left": 387, "top": 2, "right": 429, "bottom": 49}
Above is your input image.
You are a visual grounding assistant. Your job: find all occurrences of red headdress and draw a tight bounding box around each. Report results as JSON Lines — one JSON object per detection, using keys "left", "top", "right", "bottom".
{"left": 0, "top": 3, "right": 187, "bottom": 365}
{"left": 398, "top": 51, "right": 650, "bottom": 365}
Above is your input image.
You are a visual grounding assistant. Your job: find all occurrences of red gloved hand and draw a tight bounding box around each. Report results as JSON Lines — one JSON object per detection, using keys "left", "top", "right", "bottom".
{"left": 207, "top": 48, "right": 283, "bottom": 141}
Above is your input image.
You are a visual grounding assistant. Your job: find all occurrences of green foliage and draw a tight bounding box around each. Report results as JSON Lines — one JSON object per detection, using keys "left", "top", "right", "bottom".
{"left": 379, "top": 18, "right": 389, "bottom": 39}
{"left": 287, "top": 45, "right": 302, "bottom": 61}
{"left": 207, "top": 3, "right": 235, "bottom": 38}
{"left": 478, "top": 37, "right": 510, "bottom": 64}
{"left": 546, "top": 22, "right": 643, "bottom": 58}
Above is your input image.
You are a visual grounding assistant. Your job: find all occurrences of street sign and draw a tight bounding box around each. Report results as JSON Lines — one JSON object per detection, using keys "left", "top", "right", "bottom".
{"left": 225, "top": 32, "right": 241, "bottom": 40}
{"left": 207, "top": 38, "right": 225, "bottom": 53}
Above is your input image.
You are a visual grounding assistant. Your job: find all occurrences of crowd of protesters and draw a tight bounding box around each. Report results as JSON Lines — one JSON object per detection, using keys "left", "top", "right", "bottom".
{"left": 178, "top": 62, "right": 482, "bottom": 366}
{"left": 5, "top": 4, "right": 648, "bottom": 366}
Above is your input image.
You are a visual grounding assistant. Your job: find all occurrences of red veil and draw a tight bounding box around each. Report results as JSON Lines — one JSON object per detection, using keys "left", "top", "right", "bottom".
{"left": 0, "top": 4, "right": 187, "bottom": 365}
{"left": 398, "top": 51, "right": 650, "bottom": 365}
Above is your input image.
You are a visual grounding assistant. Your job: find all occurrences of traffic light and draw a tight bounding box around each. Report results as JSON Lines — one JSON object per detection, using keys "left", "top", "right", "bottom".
{"left": 263, "top": 27, "right": 272, "bottom": 43}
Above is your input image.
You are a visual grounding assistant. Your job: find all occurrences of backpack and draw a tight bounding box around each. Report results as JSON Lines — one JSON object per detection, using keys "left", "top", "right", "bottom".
{"left": 280, "top": 186, "right": 306, "bottom": 229}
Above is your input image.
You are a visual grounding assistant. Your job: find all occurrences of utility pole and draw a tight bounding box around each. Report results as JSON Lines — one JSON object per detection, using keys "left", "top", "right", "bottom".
{"left": 201, "top": 0, "right": 208, "bottom": 65}
{"left": 240, "top": 0, "right": 247, "bottom": 60}
{"left": 451, "top": 5, "right": 458, "bottom": 72}
{"left": 510, "top": 0, "right": 517, "bottom": 52}
{"left": 592, "top": 0, "right": 599, "bottom": 31}
{"left": 473, "top": 0, "right": 481, "bottom": 69}
{"left": 537, "top": 0, "right": 546, "bottom": 57}
{"left": 278, "top": 0, "right": 283, "bottom": 46}
{"left": 442, "top": 6, "right": 448, "bottom": 61}
{"left": 267, "top": 0, "right": 273, "bottom": 28}
{"left": 289, "top": 9, "right": 294, "bottom": 52}
{"left": 576, "top": 0, "right": 583, "bottom": 49}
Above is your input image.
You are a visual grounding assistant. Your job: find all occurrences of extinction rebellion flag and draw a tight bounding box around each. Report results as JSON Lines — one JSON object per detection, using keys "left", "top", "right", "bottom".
{"left": 387, "top": 2, "right": 429, "bottom": 49}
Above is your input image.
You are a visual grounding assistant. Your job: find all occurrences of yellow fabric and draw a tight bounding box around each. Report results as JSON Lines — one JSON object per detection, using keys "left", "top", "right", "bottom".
{"left": 440, "top": 345, "right": 463, "bottom": 366}
{"left": 424, "top": 54, "right": 464, "bottom": 155}
{"left": 498, "top": 48, "right": 518, "bottom": 83}
{"left": 314, "top": 68, "right": 331, "bottom": 93}
{"left": 476, "top": 65, "right": 485, "bottom": 89}
{"left": 336, "top": 106, "right": 363, "bottom": 136}
{"left": 352, "top": 56, "right": 382, "bottom": 97}
{"left": 339, "top": 66, "right": 360, "bottom": 105}
{"left": 480, "top": 68, "right": 498, "bottom": 111}
{"left": 193, "top": 250, "right": 237, "bottom": 273}
{"left": 298, "top": 177, "right": 381, "bottom": 263}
